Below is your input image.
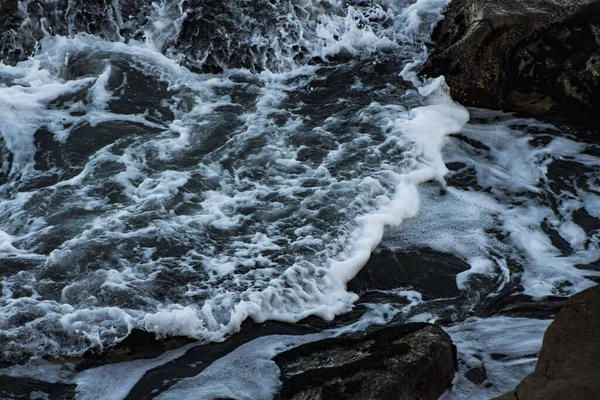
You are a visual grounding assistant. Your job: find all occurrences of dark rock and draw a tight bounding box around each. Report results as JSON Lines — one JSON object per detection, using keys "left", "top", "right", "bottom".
{"left": 298, "top": 248, "right": 471, "bottom": 330}
{"left": 125, "top": 319, "right": 318, "bottom": 399}
{"left": 347, "top": 249, "right": 470, "bottom": 300}
{"left": 274, "top": 323, "right": 456, "bottom": 400}
{"left": 476, "top": 292, "right": 567, "bottom": 319}
{"left": 0, "top": 375, "right": 76, "bottom": 400}
{"left": 465, "top": 365, "right": 488, "bottom": 385}
{"left": 423, "top": 0, "right": 600, "bottom": 125}
{"left": 0, "top": 0, "right": 328, "bottom": 72}
{"left": 174, "top": 0, "right": 307, "bottom": 73}
{"left": 74, "top": 328, "right": 194, "bottom": 371}
{"left": 494, "top": 285, "right": 600, "bottom": 400}
{"left": 0, "top": 0, "right": 393, "bottom": 72}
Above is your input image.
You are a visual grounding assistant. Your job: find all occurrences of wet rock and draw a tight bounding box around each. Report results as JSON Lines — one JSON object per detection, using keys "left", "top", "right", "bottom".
{"left": 125, "top": 319, "right": 318, "bottom": 399}
{"left": 274, "top": 323, "right": 456, "bottom": 400}
{"left": 494, "top": 285, "right": 600, "bottom": 400}
{"left": 476, "top": 292, "right": 567, "bottom": 320}
{"left": 348, "top": 249, "right": 470, "bottom": 300}
{"left": 0, "top": 0, "right": 334, "bottom": 72}
{"left": 0, "top": 375, "right": 76, "bottom": 400}
{"left": 423, "top": 0, "right": 600, "bottom": 124}
{"left": 75, "top": 329, "right": 194, "bottom": 371}
{"left": 465, "top": 365, "right": 488, "bottom": 385}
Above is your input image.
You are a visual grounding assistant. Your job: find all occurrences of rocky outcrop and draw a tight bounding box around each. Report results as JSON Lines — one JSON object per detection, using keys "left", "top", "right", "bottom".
{"left": 274, "top": 323, "right": 456, "bottom": 400}
{"left": 494, "top": 285, "right": 600, "bottom": 400}
{"left": 423, "top": 0, "right": 600, "bottom": 124}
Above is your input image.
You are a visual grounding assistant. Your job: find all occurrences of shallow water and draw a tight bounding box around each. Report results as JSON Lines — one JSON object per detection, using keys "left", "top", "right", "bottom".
{"left": 0, "top": 0, "right": 599, "bottom": 399}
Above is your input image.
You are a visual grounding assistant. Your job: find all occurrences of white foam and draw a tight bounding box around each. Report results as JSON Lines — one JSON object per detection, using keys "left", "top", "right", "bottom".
{"left": 383, "top": 110, "right": 600, "bottom": 300}
{"left": 0, "top": 343, "right": 198, "bottom": 400}
{"left": 156, "top": 333, "right": 326, "bottom": 400}
{"left": 88, "top": 65, "right": 114, "bottom": 110}
{"left": 442, "top": 316, "right": 551, "bottom": 399}
{"left": 2, "top": 0, "right": 598, "bottom": 375}
{"left": 316, "top": 6, "right": 396, "bottom": 59}
{"left": 328, "top": 77, "right": 468, "bottom": 285}
{"left": 75, "top": 343, "right": 198, "bottom": 400}
{"left": 141, "top": 75, "right": 466, "bottom": 340}
{"left": 141, "top": 75, "right": 470, "bottom": 338}
{"left": 0, "top": 63, "right": 93, "bottom": 177}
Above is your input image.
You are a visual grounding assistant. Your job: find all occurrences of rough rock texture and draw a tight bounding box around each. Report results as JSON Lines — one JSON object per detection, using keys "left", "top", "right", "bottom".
{"left": 274, "top": 323, "right": 456, "bottom": 400}
{"left": 423, "top": 0, "right": 600, "bottom": 124}
{"left": 494, "top": 285, "right": 600, "bottom": 400}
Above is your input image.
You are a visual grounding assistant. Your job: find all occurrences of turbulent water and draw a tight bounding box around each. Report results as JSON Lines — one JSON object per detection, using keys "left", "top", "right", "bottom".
{"left": 0, "top": 0, "right": 599, "bottom": 399}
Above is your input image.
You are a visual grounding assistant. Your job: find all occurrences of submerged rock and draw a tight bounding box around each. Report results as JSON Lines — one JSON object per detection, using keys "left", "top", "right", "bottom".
{"left": 494, "top": 285, "right": 600, "bottom": 400}
{"left": 75, "top": 329, "right": 194, "bottom": 371}
{"left": 475, "top": 292, "right": 567, "bottom": 320}
{"left": 348, "top": 249, "right": 470, "bottom": 300}
{"left": 423, "top": 0, "right": 600, "bottom": 124}
{"left": 274, "top": 323, "right": 456, "bottom": 400}
{"left": 0, "top": 375, "right": 76, "bottom": 400}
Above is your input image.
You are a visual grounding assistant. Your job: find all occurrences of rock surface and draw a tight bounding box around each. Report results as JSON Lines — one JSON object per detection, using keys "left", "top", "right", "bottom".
{"left": 348, "top": 249, "right": 470, "bottom": 300}
{"left": 274, "top": 322, "right": 456, "bottom": 400}
{"left": 423, "top": 0, "right": 600, "bottom": 124}
{"left": 0, "top": 375, "right": 76, "bottom": 400}
{"left": 75, "top": 329, "right": 194, "bottom": 371}
{"left": 494, "top": 285, "right": 600, "bottom": 400}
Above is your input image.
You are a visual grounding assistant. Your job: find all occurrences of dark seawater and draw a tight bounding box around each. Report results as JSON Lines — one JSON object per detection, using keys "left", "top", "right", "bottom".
{"left": 0, "top": 1, "right": 599, "bottom": 399}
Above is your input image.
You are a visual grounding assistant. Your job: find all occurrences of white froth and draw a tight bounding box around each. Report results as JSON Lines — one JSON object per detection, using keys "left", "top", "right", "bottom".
{"left": 383, "top": 109, "right": 600, "bottom": 300}
{"left": 74, "top": 343, "right": 198, "bottom": 400}
{"left": 0, "top": 343, "right": 198, "bottom": 400}
{"left": 316, "top": 6, "right": 395, "bottom": 59}
{"left": 88, "top": 65, "right": 114, "bottom": 110}
{"left": 2, "top": 1, "right": 599, "bottom": 386}
{"left": 142, "top": 70, "right": 470, "bottom": 340}
{"left": 157, "top": 333, "right": 326, "bottom": 400}
{"left": 328, "top": 77, "right": 468, "bottom": 285}
{"left": 442, "top": 317, "right": 551, "bottom": 399}
{"left": 0, "top": 64, "right": 93, "bottom": 177}
{"left": 456, "top": 257, "right": 497, "bottom": 291}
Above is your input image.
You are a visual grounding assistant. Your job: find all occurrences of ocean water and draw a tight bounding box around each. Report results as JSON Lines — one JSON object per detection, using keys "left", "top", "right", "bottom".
{"left": 0, "top": 0, "right": 599, "bottom": 399}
